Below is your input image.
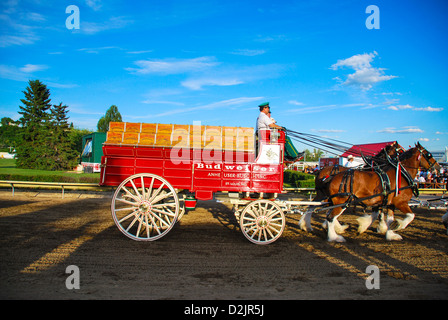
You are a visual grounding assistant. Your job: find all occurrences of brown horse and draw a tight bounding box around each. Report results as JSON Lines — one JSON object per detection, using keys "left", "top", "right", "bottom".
{"left": 299, "top": 142, "right": 404, "bottom": 232}
{"left": 314, "top": 141, "right": 403, "bottom": 201}
{"left": 324, "top": 142, "right": 439, "bottom": 242}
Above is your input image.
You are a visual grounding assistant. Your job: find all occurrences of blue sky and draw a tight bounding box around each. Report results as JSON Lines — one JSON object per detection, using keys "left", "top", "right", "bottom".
{"left": 1, "top": 0, "right": 447, "bottom": 154}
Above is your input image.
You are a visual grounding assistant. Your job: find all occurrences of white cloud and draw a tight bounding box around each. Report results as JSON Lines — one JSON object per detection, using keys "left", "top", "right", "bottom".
{"left": 331, "top": 52, "right": 377, "bottom": 71}
{"left": 231, "top": 49, "right": 266, "bottom": 56}
{"left": 331, "top": 52, "right": 397, "bottom": 90}
{"left": 381, "top": 92, "right": 402, "bottom": 96}
{"left": 383, "top": 98, "right": 400, "bottom": 105}
{"left": 0, "top": 34, "right": 38, "bottom": 47}
{"left": 127, "top": 50, "right": 154, "bottom": 54}
{"left": 26, "top": 12, "right": 46, "bottom": 22}
{"left": 0, "top": 10, "right": 42, "bottom": 47}
{"left": 0, "top": 64, "right": 47, "bottom": 81}
{"left": 388, "top": 104, "right": 413, "bottom": 111}
{"left": 78, "top": 46, "right": 122, "bottom": 54}
{"left": 0, "top": 64, "right": 76, "bottom": 88}
{"left": 377, "top": 126, "right": 424, "bottom": 134}
{"left": 127, "top": 57, "right": 218, "bottom": 75}
{"left": 287, "top": 103, "right": 367, "bottom": 114}
{"left": 344, "top": 68, "right": 396, "bottom": 89}
{"left": 19, "top": 64, "right": 48, "bottom": 73}
{"left": 46, "top": 82, "right": 78, "bottom": 89}
{"left": 185, "top": 64, "right": 284, "bottom": 90}
{"left": 288, "top": 100, "right": 304, "bottom": 106}
{"left": 387, "top": 104, "right": 443, "bottom": 112}
{"left": 182, "top": 77, "right": 243, "bottom": 90}
{"left": 81, "top": 16, "right": 133, "bottom": 34}
{"left": 414, "top": 106, "right": 444, "bottom": 112}
{"left": 128, "top": 57, "right": 284, "bottom": 90}
{"left": 287, "top": 104, "right": 337, "bottom": 114}
{"left": 315, "top": 129, "right": 345, "bottom": 133}
{"left": 141, "top": 100, "right": 185, "bottom": 106}
{"left": 85, "top": 0, "right": 102, "bottom": 11}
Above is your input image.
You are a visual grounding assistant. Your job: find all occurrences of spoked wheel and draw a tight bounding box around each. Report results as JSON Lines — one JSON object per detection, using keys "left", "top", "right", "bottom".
{"left": 111, "top": 173, "right": 179, "bottom": 241}
{"left": 177, "top": 197, "right": 186, "bottom": 222}
{"left": 239, "top": 199, "right": 285, "bottom": 245}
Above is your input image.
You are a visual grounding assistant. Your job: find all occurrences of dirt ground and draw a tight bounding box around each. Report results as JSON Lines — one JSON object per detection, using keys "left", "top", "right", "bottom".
{"left": 1, "top": 189, "right": 447, "bottom": 301}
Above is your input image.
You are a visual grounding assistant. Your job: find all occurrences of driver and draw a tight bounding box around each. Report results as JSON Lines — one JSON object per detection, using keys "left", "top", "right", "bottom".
{"left": 256, "top": 102, "right": 283, "bottom": 132}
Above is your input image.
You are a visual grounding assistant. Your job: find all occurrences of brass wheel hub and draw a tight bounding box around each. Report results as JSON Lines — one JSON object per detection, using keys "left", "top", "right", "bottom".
{"left": 138, "top": 201, "right": 152, "bottom": 213}
{"left": 256, "top": 216, "right": 269, "bottom": 229}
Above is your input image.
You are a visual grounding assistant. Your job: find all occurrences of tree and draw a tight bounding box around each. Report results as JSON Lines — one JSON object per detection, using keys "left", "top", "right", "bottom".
{"left": 16, "top": 80, "right": 52, "bottom": 169}
{"left": 0, "top": 117, "right": 20, "bottom": 152}
{"left": 97, "top": 105, "right": 122, "bottom": 132}
{"left": 304, "top": 148, "right": 324, "bottom": 162}
{"left": 47, "top": 102, "right": 78, "bottom": 170}
{"left": 69, "top": 127, "right": 93, "bottom": 154}
{"left": 15, "top": 80, "right": 81, "bottom": 170}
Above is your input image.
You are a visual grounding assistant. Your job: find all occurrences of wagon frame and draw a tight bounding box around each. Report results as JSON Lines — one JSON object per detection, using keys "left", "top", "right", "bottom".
{"left": 99, "top": 122, "right": 324, "bottom": 245}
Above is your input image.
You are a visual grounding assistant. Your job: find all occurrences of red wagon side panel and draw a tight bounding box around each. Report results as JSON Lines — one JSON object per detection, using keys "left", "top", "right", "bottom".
{"left": 100, "top": 122, "right": 286, "bottom": 200}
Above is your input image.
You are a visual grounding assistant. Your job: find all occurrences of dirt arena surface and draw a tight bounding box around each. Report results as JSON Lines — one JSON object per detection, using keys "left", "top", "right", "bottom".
{"left": 0, "top": 189, "right": 447, "bottom": 300}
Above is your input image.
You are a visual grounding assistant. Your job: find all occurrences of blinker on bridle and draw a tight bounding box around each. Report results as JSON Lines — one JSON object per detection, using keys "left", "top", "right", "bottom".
{"left": 417, "top": 145, "right": 437, "bottom": 170}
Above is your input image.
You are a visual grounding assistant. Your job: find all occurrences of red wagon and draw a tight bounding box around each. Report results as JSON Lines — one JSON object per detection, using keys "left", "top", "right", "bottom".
{"left": 100, "top": 122, "right": 301, "bottom": 244}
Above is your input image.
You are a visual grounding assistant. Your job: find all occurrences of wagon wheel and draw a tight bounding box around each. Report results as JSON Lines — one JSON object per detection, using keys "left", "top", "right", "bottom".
{"left": 239, "top": 199, "right": 285, "bottom": 245}
{"left": 111, "top": 173, "right": 179, "bottom": 241}
{"left": 177, "top": 197, "right": 186, "bottom": 222}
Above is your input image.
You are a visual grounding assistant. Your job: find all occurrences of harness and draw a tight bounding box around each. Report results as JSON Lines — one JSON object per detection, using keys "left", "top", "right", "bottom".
{"left": 385, "top": 152, "right": 419, "bottom": 197}
{"left": 328, "top": 167, "right": 390, "bottom": 210}
{"left": 327, "top": 157, "right": 419, "bottom": 211}
{"left": 317, "top": 145, "right": 434, "bottom": 213}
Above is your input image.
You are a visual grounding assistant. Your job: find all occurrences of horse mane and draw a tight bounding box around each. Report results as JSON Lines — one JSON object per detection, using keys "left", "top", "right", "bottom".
{"left": 398, "top": 146, "right": 417, "bottom": 162}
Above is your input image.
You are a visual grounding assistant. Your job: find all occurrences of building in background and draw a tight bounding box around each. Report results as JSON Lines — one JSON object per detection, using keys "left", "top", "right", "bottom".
{"left": 81, "top": 132, "right": 106, "bottom": 173}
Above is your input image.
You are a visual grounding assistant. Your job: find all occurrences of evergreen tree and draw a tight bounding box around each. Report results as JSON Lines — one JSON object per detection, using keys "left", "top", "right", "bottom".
{"left": 16, "top": 80, "right": 52, "bottom": 169}
{"left": 97, "top": 105, "right": 122, "bottom": 132}
{"left": 47, "top": 102, "right": 78, "bottom": 170}
{"left": 0, "top": 117, "right": 20, "bottom": 151}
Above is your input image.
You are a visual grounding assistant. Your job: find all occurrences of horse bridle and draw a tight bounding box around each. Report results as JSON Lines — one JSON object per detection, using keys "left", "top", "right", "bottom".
{"left": 416, "top": 144, "right": 437, "bottom": 170}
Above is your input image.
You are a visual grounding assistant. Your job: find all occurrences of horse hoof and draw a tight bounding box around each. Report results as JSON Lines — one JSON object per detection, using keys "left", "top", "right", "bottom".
{"left": 386, "top": 230, "right": 403, "bottom": 241}
{"left": 336, "top": 224, "right": 349, "bottom": 233}
{"left": 328, "top": 235, "right": 346, "bottom": 243}
{"left": 357, "top": 215, "right": 372, "bottom": 234}
{"left": 298, "top": 219, "right": 313, "bottom": 232}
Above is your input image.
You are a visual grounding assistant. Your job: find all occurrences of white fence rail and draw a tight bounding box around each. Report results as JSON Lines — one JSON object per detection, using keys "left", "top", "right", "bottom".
{"left": 0, "top": 180, "right": 112, "bottom": 198}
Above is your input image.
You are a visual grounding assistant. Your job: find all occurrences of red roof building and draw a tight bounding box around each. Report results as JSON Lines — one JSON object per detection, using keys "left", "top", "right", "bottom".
{"left": 340, "top": 141, "right": 398, "bottom": 158}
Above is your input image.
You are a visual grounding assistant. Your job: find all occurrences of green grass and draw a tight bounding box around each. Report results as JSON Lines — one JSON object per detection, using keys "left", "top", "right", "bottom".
{"left": 0, "top": 159, "right": 100, "bottom": 183}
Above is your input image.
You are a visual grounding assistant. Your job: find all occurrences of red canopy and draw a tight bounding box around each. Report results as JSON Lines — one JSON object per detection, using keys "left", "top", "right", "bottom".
{"left": 341, "top": 141, "right": 398, "bottom": 158}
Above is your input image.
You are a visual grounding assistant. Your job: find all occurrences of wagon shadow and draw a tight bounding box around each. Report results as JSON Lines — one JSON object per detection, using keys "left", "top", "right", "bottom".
{"left": 0, "top": 199, "right": 34, "bottom": 209}
{"left": 207, "top": 200, "right": 240, "bottom": 232}
{"left": 0, "top": 193, "right": 114, "bottom": 276}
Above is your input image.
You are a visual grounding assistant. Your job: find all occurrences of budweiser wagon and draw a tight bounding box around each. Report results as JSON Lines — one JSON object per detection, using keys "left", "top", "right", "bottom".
{"left": 100, "top": 122, "right": 309, "bottom": 245}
